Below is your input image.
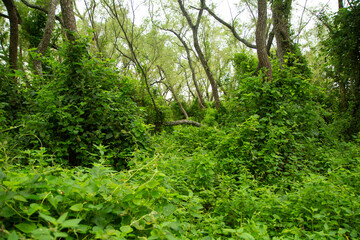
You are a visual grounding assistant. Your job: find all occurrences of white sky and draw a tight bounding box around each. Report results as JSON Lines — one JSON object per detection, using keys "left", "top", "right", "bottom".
{"left": 78, "top": 0, "right": 339, "bottom": 25}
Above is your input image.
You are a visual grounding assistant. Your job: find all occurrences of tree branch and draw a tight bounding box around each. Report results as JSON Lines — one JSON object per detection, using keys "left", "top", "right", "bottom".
{"left": 0, "top": 13, "right": 9, "bottom": 18}
{"left": 203, "top": 2, "right": 256, "bottom": 49}
{"left": 164, "top": 120, "right": 202, "bottom": 127}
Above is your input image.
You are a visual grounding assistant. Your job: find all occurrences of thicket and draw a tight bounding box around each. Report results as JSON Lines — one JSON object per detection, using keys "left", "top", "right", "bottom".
{"left": 1, "top": 5, "right": 360, "bottom": 240}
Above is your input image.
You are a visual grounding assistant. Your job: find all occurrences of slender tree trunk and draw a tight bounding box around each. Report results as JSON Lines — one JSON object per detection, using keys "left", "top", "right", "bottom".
{"left": 256, "top": 0, "right": 272, "bottom": 81}
{"left": 339, "top": 80, "right": 347, "bottom": 111}
{"left": 2, "top": 0, "right": 18, "bottom": 71}
{"left": 60, "top": 0, "right": 78, "bottom": 42}
{"left": 84, "top": 0, "right": 103, "bottom": 54}
{"left": 158, "top": 66, "right": 189, "bottom": 119}
{"left": 162, "top": 28, "right": 206, "bottom": 108}
{"left": 338, "top": 0, "right": 344, "bottom": 9}
{"left": 34, "top": 0, "right": 58, "bottom": 75}
{"left": 101, "top": 0, "right": 162, "bottom": 129}
{"left": 170, "top": 85, "right": 189, "bottom": 119}
{"left": 177, "top": 0, "right": 221, "bottom": 109}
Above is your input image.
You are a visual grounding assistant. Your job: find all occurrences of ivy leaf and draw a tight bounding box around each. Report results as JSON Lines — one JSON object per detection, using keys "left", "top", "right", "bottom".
{"left": 54, "top": 232, "right": 69, "bottom": 238}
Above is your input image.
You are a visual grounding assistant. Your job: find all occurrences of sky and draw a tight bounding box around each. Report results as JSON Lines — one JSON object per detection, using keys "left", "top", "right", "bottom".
{"left": 77, "top": 0, "right": 339, "bottom": 25}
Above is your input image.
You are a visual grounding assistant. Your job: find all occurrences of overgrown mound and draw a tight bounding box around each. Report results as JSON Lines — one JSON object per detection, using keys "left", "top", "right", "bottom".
{"left": 21, "top": 38, "right": 149, "bottom": 168}
{"left": 217, "top": 62, "right": 329, "bottom": 181}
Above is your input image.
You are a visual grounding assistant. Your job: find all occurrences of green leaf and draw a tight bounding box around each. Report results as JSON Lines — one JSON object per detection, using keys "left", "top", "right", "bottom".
{"left": 0, "top": 169, "right": 7, "bottom": 180}
{"left": 0, "top": 206, "right": 15, "bottom": 217}
{"left": 163, "top": 204, "right": 176, "bottom": 217}
{"left": 57, "top": 212, "right": 68, "bottom": 224}
{"left": 120, "top": 225, "right": 133, "bottom": 233}
{"left": 240, "top": 233, "right": 255, "bottom": 240}
{"left": 26, "top": 203, "right": 43, "bottom": 216}
{"left": 39, "top": 213, "right": 57, "bottom": 224}
{"left": 13, "top": 195, "right": 27, "bottom": 202}
{"left": 31, "top": 228, "right": 52, "bottom": 240}
{"left": 54, "top": 232, "right": 69, "bottom": 238}
{"left": 7, "top": 231, "right": 19, "bottom": 240}
{"left": 70, "top": 203, "right": 83, "bottom": 211}
{"left": 61, "top": 218, "right": 82, "bottom": 228}
{"left": 15, "top": 223, "right": 37, "bottom": 233}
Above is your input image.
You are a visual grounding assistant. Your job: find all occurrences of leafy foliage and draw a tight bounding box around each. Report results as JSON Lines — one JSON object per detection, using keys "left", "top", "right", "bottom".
{"left": 21, "top": 38, "right": 148, "bottom": 168}
{"left": 322, "top": 0, "right": 360, "bottom": 136}
{"left": 219, "top": 61, "right": 328, "bottom": 181}
{"left": 1, "top": 3, "right": 359, "bottom": 239}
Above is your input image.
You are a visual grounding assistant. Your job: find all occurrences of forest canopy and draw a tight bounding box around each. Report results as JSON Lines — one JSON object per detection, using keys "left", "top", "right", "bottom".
{"left": 1, "top": 0, "right": 360, "bottom": 239}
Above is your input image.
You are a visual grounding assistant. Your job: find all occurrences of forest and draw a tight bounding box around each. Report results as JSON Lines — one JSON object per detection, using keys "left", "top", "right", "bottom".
{"left": 0, "top": 0, "right": 360, "bottom": 239}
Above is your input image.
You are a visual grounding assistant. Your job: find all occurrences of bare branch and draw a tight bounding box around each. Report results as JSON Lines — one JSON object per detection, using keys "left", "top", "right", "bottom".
{"left": 203, "top": 1, "right": 256, "bottom": 49}
{"left": 0, "top": 13, "right": 9, "bottom": 18}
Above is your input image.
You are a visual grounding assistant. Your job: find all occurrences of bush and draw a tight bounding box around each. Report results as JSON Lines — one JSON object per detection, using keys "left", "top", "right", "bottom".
{"left": 22, "top": 38, "right": 149, "bottom": 168}
{"left": 217, "top": 62, "right": 330, "bottom": 181}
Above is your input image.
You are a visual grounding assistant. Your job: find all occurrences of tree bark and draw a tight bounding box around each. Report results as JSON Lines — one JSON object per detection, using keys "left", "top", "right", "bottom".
{"left": 2, "top": 0, "right": 19, "bottom": 71}
{"left": 60, "top": 0, "right": 78, "bottom": 42}
{"left": 256, "top": 0, "right": 272, "bottom": 81}
{"left": 164, "top": 120, "right": 202, "bottom": 127}
{"left": 338, "top": 0, "right": 344, "bottom": 9}
{"left": 34, "top": 0, "right": 58, "bottom": 75}
{"left": 272, "top": 0, "right": 293, "bottom": 64}
{"left": 177, "top": 0, "right": 221, "bottom": 109}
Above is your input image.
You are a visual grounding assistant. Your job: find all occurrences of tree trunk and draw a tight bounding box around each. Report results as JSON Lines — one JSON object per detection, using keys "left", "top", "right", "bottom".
{"left": 272, "top": 0, "right": 293, "bottom": 64}
{"left": 162, "top": 28, "right": 207, "bottom": 108}
{"left": 170, "top": 85, "right": 189, "bottom": 119}
{"left": 338, "top": 0, "right": 344, "bottom": 9}
{"left": 34, "top": 0, "right": 58, "bottom": 75}
{"left": 2, "top": 0, "right": 18, "bottom": 71}
{"left": 164, "top": 119, "right": 202, "bottom": 127}
{"left": 60, "top": 0, "right": 78, "bottom": 42}
{"left": 256, "top": 0, "right": 272, "bottom": 81}
{"left": 158, "top": 66, "right": 189, "bottom": 119}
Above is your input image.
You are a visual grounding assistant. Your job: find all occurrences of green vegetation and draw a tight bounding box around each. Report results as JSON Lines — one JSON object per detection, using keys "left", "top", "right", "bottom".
{"left": 1, "top": 0, "right": 360, "bottom": 239}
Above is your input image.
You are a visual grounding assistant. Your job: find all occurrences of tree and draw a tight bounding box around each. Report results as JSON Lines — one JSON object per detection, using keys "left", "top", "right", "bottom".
{"left": 33, "top": 0, "right": 58, "bottom": 75}
{"left": 203, "top": 0, "right": 256, "bottom": 49}
{"left": 60, "top": 0, "right": 78, "bottom": 41}
{"left": 158, "top": 26, "right": 206, "bottom": 108}
{"left": 2, "top": 0, "right": 18, "bottom": 70}
{"left": 101, "top": 0, "right": 163, "bottom": 128}
{"left": 323, "top": 0, "right": 360, "bottom": 135}
{"left": 256, "top": 0, "right": 272, "bottom": 81}
{"left": 158, "top": 65, "right": 189, "bottom": 119}
{"left": 177, "top": 0, "right": 221, "bottom": 109}
{"left": 271, "top": 0, "right": 293, "bottom": 65}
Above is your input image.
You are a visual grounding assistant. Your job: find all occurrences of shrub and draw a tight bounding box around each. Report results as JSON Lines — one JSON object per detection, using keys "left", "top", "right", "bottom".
{"left": 22, "top": 38, "right": 148, "bottom": 168}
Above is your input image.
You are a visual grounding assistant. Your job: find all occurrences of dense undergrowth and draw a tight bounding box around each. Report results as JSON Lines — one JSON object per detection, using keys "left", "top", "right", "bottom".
{"left": 1, "top": 126, "right": 360, "bottom": 239}
{"left": 1, "top": 38, "right": 360, "bottom": 239}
